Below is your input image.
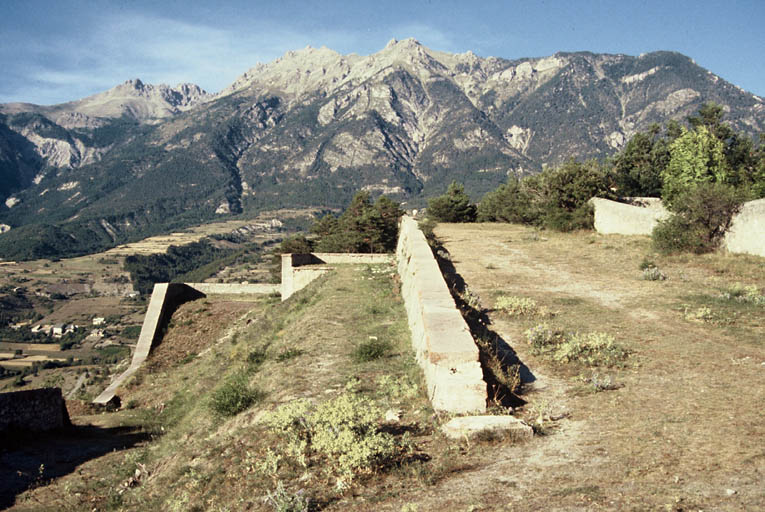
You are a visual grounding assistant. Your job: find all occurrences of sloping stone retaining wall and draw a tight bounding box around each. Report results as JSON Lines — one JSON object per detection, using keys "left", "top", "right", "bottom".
{"left": 0, "top": 387, "right": 70, "bottom": 433}
{"left": 93, "top": 283, "right": 205, "bottom": 404}
{"left": 94, "top": 281, "right": 278, "bottom": 405}
{"left": 396, "top": 216, "right": 487, "bottom": 413}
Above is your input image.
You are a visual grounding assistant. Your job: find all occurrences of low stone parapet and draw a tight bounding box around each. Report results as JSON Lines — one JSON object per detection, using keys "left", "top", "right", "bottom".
{"left": 396, "top": 216, "right": 486, "bottom": 413}
{"left": 281, "top": 253, "right": 392, "bottom": 300}
{"left": 187, "top": 283, "right": 279, "bottom": 295}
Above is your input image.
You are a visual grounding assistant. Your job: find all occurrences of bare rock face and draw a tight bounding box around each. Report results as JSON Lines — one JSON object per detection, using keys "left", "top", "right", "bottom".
{"left": 57, "top": 79, "right": 211, "bottom": 121}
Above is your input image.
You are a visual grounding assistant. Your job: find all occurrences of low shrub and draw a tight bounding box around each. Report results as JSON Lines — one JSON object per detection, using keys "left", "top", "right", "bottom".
{"left": 475, "top": 335, "right": 522, "bottom": 399}
{"left": 209, "top": 372, "right": 264, "bottom": 418}
{"left": 494, "top": 295, "right": 538, "bottom": 316}
{"left": 247, "top": 348, "right": 268, "bottom": 369}
{"left": 264, "top": 481, "right": 309, "bottom": 512}
{"left": 638, "top": 257, "right": 657, "bottom": 271}
{"left": 641, "top": 266, "right": 667, "bottom": 281}
{"left": 720, "top": 283, "right": 765, "bottom": 305}
{"left": 524, "top": 323, "right": 560, "bottom": 355}
{"left": 376, "top": 375, "right": 419, "bottom": 402}
{"left": 276, "top": 348, "right": 304, "bottom": 362}
{"left": 524, "top": 324, "right": 627, "bottom": 367}
{"left": 683, "top": 306, "right": 714, "bottom": 323}
{"left": 553, "top": 332, "right": 628, "bottom": 366}
{"left": 458, "top": 285, "right": 483, "bottom": 311}
{"left": 263, "top": 390, "right": 398, "bottom": 485}
{"left": 589, "top": 373, "right": 620, "bottom": 392}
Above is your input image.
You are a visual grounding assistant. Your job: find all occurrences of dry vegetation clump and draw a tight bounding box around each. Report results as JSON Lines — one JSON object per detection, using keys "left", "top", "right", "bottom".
{"left": 524, "top": 323, "right": 628, "bottom": 367}
{"left": 494, "top": 295, "right": 539, "bottom": 316}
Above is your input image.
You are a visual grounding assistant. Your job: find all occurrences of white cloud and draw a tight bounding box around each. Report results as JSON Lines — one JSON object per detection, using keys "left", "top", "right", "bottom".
{"left": 2, "top": 12, "right": 363, "bottom": 103}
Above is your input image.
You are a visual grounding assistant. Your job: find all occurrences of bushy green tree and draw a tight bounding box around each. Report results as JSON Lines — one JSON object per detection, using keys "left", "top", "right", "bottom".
{"left": 533, "top": 159, "right": 613, "bottom": 231}
{"left": 427, "top": 181, "right": 477, "bottom": 222}
{"left": 477, "top": 178, "right": 535, "bottom": 223}
{"left": 477, "top": 159, "right": 611, "bottom": 231}
{"left": 610, "top": 124, "right": 672, "bottom": 197}
{"left": 661, "top": 126, "right": 729, "bottom": 207}
{"left": 313, "top": 191, "right": 404, "bottom": 253}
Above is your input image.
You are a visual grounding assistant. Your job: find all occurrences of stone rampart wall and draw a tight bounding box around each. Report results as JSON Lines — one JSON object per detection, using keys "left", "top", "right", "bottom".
{"left": 0, "top": 387, "right": 70, "bottom": 433}
{"left": 311, "top": 253, "right": 392, "bottom": 265}
{"left": 94, "top": 283, "right": 204, "bottom": 404}
{"left": 396, "top": 216, "right": 486, "bottom": 413}
{"left": 592, "top": 197, "right": 765, "bottom": 257}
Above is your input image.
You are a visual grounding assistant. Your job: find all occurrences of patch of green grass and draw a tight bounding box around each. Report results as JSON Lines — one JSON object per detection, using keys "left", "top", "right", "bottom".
{"left": 247, "top": 347, "right": 268, "bottom": 369}
{"left": 208, "top": 372, "right": 265, "bottom": 418}
{"left": 553, "top": 297, "right": 586, "bottom": 306}
{"left": 352, "top": 337, "right": 393, "bottom": 363}
{"left": 276, "top": 348, "right": 304, "bottom": 362}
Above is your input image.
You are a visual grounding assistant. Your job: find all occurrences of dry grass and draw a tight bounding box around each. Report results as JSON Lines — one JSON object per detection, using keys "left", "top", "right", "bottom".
{"left": 430, "top": 222, "right": 765, "bottom": 510}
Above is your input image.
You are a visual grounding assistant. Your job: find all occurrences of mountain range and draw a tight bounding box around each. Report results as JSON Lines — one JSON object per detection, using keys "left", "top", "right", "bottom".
{"left": 1, "top": 38, "right": 763, "bottom": 259}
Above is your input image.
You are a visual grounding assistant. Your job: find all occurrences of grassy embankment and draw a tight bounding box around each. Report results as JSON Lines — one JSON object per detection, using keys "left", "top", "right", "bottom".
{"left": 14, "top": 263, "right": 497, "bottom": 511}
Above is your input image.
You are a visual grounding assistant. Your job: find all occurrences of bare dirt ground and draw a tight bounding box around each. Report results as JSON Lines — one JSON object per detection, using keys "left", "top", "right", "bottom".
{"left": 416, "top": 223, "right": 765, "bottom": 511}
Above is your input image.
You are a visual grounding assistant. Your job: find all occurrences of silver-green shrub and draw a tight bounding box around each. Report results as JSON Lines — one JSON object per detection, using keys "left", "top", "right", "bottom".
{"left": 495, "top": 295, "right": 538, "bottom": 316}
{"left": 263, "top": 391, "right": 397, "bottom": 486}
{"left": 641, "top": 266, "right": 667, "bottom": 281}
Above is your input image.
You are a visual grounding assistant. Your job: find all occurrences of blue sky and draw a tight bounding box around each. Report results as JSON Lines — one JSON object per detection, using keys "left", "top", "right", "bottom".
{"left": 1, "top": 0, "right": 763, "bottom": 105}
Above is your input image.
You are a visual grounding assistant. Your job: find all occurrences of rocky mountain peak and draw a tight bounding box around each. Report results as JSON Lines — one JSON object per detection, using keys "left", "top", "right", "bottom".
{"left": 125, "top": 78, "right": 145, "bottom": 90}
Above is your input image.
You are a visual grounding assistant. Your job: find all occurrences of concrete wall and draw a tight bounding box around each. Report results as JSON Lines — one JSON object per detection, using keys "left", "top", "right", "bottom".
{"left": 93, "top": 280, "right": 280, "bottom": 405}
{"left": 592, "top": 196, "right": 765, "bottom": 257}
{"left": 186, "top": 283, "right": 279, "bottom": 295}
{"left": 396, "top": 216, "right": 486, "bottom": 413}
{"left": 0, "top": 387, "right": 70, "bottom": 433}
{"left": 312, "top": 253, "right": 393, "bottom": 265}
{"left": 94, "top": 283, "right": 204, "bottom": 404}
{"left": 281, "top": 253, "right": 392, "bottom": 300}
{"left": 591, "top": 197, "right": 669, "bottom": 235}
{"left": 723, "top": 198, "right": 765, "bottom": 257}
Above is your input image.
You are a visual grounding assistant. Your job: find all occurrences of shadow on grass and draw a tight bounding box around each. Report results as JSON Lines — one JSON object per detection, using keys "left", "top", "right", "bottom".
{"left": 0, "top": 423, "right": 152, "bottom": 509}
{"left": 429, "top": 237, "right": 535, "bottom": 409}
